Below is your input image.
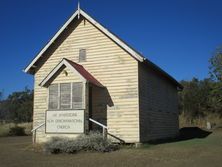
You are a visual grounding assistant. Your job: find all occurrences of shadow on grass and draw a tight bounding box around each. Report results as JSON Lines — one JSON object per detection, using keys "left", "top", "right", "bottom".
{"left": 148, "top": 127, "right": 212, "bottom": 145}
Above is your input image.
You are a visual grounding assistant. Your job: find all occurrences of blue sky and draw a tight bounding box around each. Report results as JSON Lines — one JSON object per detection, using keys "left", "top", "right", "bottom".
{"left": 0, "top": 0, "right": 222, "bottom": 97}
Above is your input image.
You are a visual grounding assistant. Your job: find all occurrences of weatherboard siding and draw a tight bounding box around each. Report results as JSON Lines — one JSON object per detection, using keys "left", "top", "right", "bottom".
{"left": 33, "top": 17, "right": 139, "bottom": 143}
{"left": 138, "top": 63, "right": 179, "bottom": 142}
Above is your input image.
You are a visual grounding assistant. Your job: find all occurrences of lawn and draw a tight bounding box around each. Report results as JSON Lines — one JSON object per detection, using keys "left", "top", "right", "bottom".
{"left": 0, "top": 128, "right": 222, "bottom": 167}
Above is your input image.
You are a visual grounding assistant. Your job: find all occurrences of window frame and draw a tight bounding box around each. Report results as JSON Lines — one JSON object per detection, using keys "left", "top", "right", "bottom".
{"left": 48, "top": 83, "right": 59, "bottom": 110}
{"left": 47, "top": 82, "right": 85, "bottom": 111}
{"left": 60, "top": 83, "right": 72, "bottom": 110}
{"left": 79, "top": 49, "right": 87, "bottom": 62}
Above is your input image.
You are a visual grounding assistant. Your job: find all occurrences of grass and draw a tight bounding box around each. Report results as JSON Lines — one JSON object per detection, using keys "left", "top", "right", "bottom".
{"left": 0, "top": 122, "right": 32, "bottom": 137}
{"left": 179, "top": 114, "right": 222, "bottom": 128}
{"left": 0, "top": 128, "right": 222, "bottom": 167}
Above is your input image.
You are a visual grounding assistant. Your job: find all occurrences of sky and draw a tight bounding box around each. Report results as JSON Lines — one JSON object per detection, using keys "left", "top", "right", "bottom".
{"left": 0, "top": 0, "right": 222, "bottom": 98}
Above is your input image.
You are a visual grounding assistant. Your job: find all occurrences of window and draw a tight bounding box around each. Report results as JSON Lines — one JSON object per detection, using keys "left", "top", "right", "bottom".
{"left": 48, "top": 84, "right": 59, "bottom": 110}
{"left": 60, "top": 83, "right": 71, "bottom": 109}
{"left": 72, "top": 82, "right": 83, "bottom": 109}
{"left": 48, "top": 82, "right": 83, "bottom": 110}
{"left": 79, "top": 49, "right": 86, "bottom": 62}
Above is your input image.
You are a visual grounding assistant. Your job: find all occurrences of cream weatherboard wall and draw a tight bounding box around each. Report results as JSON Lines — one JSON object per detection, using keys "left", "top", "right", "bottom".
{"left": 33, "top": 18, "right": 139, "bottom": 143}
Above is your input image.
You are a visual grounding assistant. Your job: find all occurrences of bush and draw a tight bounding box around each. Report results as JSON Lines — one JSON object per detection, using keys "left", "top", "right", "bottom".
{"left": 8, "top": 126, "right": 26, "bottom": 136}
{"left": 44, "top": 131, "right": 119, "bottom": 154}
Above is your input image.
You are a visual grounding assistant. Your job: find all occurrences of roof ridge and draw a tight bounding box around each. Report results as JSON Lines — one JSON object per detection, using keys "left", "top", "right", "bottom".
{"left": 24, "top": 8, "right": 145, "bottom": 74}
{"left": 24, "top": 7, "right": 182, "bottom": 89}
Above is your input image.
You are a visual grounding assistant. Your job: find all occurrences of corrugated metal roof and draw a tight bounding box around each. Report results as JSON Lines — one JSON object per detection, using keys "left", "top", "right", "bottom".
{"left": 64, "top": 59, "right": 103, "bottom": 87}
{"left": 39, "top": 58, "right": 103, "bottom": 87}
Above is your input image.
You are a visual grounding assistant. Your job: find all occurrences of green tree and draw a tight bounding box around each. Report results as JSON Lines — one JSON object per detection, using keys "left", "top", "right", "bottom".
{"left": 208, "top": 46, "right": 222, "bottom": 116}
{"left": 208, "top": 82, "right": 222, "bottom": 115}
{"left": 209, "top": 47, "right": 222, "bottom": 82}
{"left": 179, "top": 78, "right": 213, "bottom": 120}
{"left": 0, "top": 88, "right": 33, "bottom": 123}
{"left": 179, "top": 78, "right": 201, "bottom": 119}
{"left": 7, "top": 88, "right": 33, "bottom": 123}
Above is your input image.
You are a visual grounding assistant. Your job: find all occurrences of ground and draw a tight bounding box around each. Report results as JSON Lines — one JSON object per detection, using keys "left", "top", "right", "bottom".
{"left": 0, "top": 128, "right": 222, "bottom": 167}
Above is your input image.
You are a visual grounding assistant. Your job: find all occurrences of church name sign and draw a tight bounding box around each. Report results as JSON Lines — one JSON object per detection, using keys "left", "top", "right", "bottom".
{"left": 46, "top": 110, "right": 84, "bottom": 133}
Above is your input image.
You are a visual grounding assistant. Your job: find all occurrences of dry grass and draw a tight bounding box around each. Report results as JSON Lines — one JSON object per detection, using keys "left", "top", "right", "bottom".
{"left": 0, "top": 128, "right": 222, "bottom": 167}
{"left": 0, "top": 122, "right": 32, "bottom": 137}
{"left": 179, "top": 114, "right": 222, "bottom": 128}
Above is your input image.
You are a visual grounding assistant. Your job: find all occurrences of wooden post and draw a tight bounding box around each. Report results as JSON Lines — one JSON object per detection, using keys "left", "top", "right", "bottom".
{"left": 33, "top": 130, "right": 36, "bottom": 144}
{"left": 103, "top": 127, "right": 107, "bottom": 139}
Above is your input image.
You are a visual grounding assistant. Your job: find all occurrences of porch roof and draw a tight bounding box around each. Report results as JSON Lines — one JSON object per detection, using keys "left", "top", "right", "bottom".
{"left": 39, "top": 58, "right": 103, "bottom": 87}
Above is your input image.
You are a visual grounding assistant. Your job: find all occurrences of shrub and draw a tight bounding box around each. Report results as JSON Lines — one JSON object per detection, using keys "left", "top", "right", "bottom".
{"left": 8, "top": 126, "right": 26, "bottom": 136}
{"left": 44, "top": 131, "right": 119, "bottom": 154}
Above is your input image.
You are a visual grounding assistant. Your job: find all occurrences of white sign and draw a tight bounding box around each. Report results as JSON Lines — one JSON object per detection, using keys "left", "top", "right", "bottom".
{"left": 46, "top": 110, "right": 84, "bottom": 133}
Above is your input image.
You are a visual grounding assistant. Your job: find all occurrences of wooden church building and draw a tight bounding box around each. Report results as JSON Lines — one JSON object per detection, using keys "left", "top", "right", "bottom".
{"left": 24, "top": 7, "right": 183, "bottom": 143}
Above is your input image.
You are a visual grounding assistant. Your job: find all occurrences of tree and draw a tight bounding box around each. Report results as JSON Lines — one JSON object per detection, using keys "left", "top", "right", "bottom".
{"left": 7, "top": 88, "right": 33, "bottom": 122}
{"left": 179, "top": 78, "right": 202, "bottom": 119}
{"left": 209, "top": 47, "right": 222, "bottom": 82}
{"left": 179, "top": 78, "right": 214, "bottom": 120}
{"left": 208, "top": 46, "right": 222, "bottom": 115}
{"left": 208, "top": 81, "right": 222, "bottom": 115}
{"left": 0, "top": 88, "right": 33, "bottom": 123}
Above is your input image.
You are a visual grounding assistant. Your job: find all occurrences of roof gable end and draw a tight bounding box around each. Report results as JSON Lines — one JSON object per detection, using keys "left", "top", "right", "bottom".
{"left": 24, "top": 7, "right": 182, "bottom": 89}
{"left": 40, "top": 59, "right": 103, "bottom": 87}
{"left": 24, "top": 9, "right": 145, "bottom": 74}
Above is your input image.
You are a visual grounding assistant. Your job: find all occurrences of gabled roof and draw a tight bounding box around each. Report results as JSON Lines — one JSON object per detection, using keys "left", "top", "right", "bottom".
{"left": 24, "top": 8, "right": 145, "bottom": 74}
{"left": 39, "top": 58, "right": 103, "bottom": 87}
{"left": 24, "top": 7, "right": 182, "bottom": 90}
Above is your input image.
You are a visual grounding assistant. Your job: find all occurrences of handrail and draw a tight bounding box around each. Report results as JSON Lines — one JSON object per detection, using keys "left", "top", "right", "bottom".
{"left": 89, "top": 118, "right": 108, "bottom": 129}
{"left": 89, "top": 118, "right": 108, "bottom": 139}
{"left": 31, "top": 123, "right": 45, "bottom": 132}
{"left": 31, "top": 122, "right": 45, "bottom": 144}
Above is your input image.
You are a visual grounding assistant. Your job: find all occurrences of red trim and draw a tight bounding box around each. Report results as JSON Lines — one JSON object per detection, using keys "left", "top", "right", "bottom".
{"left": 65, "top": 58, "right": 103, "bottom": 87}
